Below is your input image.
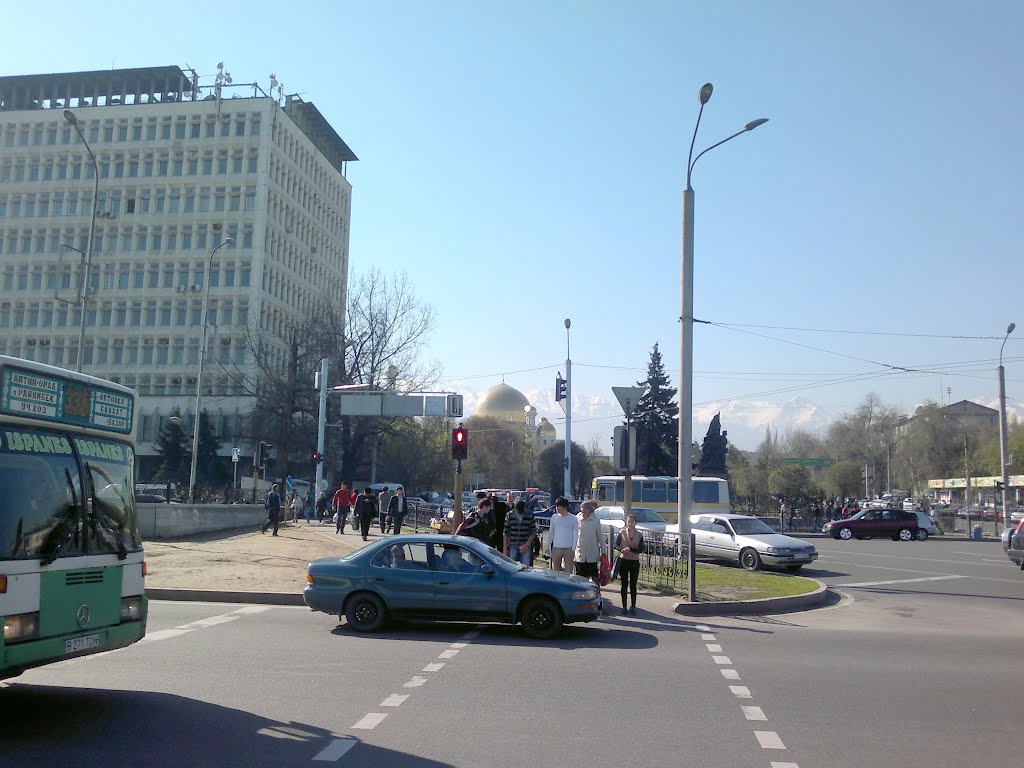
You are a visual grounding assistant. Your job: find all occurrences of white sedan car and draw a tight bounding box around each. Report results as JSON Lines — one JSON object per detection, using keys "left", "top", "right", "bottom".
{"left": 689, "top": 513, "right": 818, "bottom": 572}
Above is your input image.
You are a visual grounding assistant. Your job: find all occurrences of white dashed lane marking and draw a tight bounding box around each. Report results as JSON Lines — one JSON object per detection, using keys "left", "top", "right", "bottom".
{"left": 841, "top": 575, "right": 966, "bottom": 588}
{"left": 729, "top": 685, "right": 752, "bottom": 699}
{"left": 380, "top": 694, "right": 409, "bottom": 707}
{"left": 711, "top": 655, "right": 732, "bottom": 665}
{"left": 720, "top": 669, "right": 741, "bottom": 680}
{"left": 312, "top": 738, "right": 358, "bottom": 761}
{"left": 438, "top": 649, "right": 459, "bottom": 659}
{"left": 403, "top": 676, "right": 427, "bottom": 688}
{"left": 705, "top": 643, "right": 723, "bottom": 652}
{"left": 422, "top": 662, "right": 445, "bottom": 672}
{"left": 695, "top": 624, "right": 711, "bottom": 632}
{"left": 352, "top": 713, "right": 388, "bottom": 730}
{"left": 700, "top": 633, "right": 716, "bottom": 640}
{"left": 771, "top": 763, "right": 800, "bottom": 768}
{"left": 741, "top": 705, "right": 767, "bottom": 721}
{"left": 755, "top": 731, "right": 786, "bottom": 750}
{"left": 449, "top": 642, "right": 468, "bottom": 649}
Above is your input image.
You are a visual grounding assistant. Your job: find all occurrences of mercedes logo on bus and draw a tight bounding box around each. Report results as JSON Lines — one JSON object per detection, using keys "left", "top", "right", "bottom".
{"left": 76, "top": 604, "right": 91, "bottom": 628}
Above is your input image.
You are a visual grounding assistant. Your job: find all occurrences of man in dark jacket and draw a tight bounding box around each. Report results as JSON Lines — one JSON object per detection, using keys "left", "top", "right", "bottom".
{"left": 388, "top": 486, "right": 410, "bottom": 534}
{"left": 261, "top": 483, "right": 282, "bottom": 536}
{"left": 356, "top": 488, "right": 376, "bottom": 541}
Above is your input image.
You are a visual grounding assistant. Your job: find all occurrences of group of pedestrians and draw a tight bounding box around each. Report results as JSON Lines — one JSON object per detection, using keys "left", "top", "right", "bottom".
{"left": 261, "top": 482, "right": 411, "bottom": 540}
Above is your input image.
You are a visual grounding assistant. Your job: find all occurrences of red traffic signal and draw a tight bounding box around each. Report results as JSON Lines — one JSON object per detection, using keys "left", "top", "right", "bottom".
{"left": 452, "top": 428, "right": 468, "bottom": 460}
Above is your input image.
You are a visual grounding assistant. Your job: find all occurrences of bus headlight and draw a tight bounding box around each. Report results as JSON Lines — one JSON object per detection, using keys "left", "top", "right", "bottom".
{"left": 120, "top": 597, "right": 142, "bottom": 622}
{"left": 4, "top": 612, "right": 40, "bottom": 643}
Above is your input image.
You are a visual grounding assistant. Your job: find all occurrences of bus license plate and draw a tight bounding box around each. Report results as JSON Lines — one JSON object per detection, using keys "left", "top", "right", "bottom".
{"left": 65, "top": 634, "right": 100, "bottom": 654}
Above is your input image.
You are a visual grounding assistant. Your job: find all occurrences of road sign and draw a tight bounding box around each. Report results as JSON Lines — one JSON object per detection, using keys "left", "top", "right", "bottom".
{"left": 782, "top": 457, "right": 836, "bottom": 467}
{"left": 231, "top": 447, "right": 239, "bottom": 463}
{"left": 612, "top": 386, "right": 645, "bottom": 417}
{"left": 446, "top": 394, "right": 464, "bottom": 418}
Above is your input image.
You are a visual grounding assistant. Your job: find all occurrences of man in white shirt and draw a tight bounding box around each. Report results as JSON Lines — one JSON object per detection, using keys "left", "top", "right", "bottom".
{"left": 546, "top": 497, "right": 578, "bottom": 574}
{"left": 574, "top": 500, "right": 606, "bottom": 583}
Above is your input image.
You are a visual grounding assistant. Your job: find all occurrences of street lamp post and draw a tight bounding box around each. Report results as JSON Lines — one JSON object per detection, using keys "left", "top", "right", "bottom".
{"left": 679, "top": 84, "right": 767, "bottom": 599}
{"left": 62, "top": 110, "right": 100, "bottom": 372}
{"left": 563, "top": 318, "right": 572, "bottom": 498}
{"left": 999, "top": 322, "right": 1016, "bottom": 528}
{"left": 188, "top": 238, "right": 233, "bottom": 503}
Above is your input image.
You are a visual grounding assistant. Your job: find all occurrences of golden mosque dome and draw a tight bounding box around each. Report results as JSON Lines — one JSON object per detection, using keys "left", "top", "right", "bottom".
{"left": 536, "top": 417, "right": 557, "bottom": 437}
{"left": 475, "top": 383, "right": 531, "bottom": 424}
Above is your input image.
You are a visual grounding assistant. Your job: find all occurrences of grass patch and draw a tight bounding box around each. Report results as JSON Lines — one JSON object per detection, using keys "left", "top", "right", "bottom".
{"left": 693, "top": 563, "right": 818, "bottom": 602}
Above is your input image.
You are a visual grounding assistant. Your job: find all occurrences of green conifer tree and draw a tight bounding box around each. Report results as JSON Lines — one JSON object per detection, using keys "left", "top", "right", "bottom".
{"left": 633, "top": 343, "right": 679, "bottom": 475}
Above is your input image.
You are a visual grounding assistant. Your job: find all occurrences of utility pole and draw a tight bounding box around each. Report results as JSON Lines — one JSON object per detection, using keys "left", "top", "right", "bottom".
{"left": 563, "top": 319, "right": 572, "bottom": 498}
{"left": 315, "top": 357, "right": 328, "bottom": 495}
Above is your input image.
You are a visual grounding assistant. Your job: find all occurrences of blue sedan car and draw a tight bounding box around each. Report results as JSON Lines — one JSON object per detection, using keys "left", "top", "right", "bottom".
{"left": 304, "top": 534, "right": 602, "bottom": 639}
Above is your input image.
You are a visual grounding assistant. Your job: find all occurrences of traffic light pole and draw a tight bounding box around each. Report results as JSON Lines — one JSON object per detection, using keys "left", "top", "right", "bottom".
{"left": 453, "top": 459, "right": 463, "bottom": 530}
{"left": 316, "top": 357, "right": 328, "bottom": 496}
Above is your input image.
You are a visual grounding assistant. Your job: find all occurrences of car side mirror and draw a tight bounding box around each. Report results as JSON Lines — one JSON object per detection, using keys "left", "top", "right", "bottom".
{"left": 480, "top": 564, "right": 496, "bottom": 576}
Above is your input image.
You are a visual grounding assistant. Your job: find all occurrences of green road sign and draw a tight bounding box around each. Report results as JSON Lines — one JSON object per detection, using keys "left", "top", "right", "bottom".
{"left": 783, "top": 457, "right": 836, "bottom": 467}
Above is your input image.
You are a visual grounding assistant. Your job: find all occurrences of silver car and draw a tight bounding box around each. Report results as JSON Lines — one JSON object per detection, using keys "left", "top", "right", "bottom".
{"left": 689, "top": 513, "right": 818, "bottom": 572}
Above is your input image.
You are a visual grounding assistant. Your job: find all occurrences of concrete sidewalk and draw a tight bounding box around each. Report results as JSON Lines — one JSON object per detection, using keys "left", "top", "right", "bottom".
{"left": 143, "top": 519, "right": 379, "bottom": 604}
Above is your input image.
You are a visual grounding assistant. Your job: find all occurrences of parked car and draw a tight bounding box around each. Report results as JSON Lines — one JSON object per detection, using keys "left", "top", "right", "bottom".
{"left": 303, "top": 534, "right": 602, "bottom": 638}
{"left": 909, "top": 511, "right": 937, "bottom": 540}
{"left": 688, "top": 513, "right": 818, "bottom": 572}
{"left": 534, "top": 500, "right": 583, "bottom": 520}
{"left": 1002, "top": 519, "right": 1024, "bottom": 569}
{"left": 823, "top": 508, "right": 919, "bottom": 541}
{"left": 594, "top": 505, "right": 670, "bottom": 533}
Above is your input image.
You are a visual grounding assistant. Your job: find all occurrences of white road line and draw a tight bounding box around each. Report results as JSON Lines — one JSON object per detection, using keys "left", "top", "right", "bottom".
{"left": 770, "top": 763, "right": 800, "bottom": 768}
{"left": 422, "top": 662, "right": 445, "bottom": 672}
{"left": 352, "top": 713, "right": 387, "bottom": 730}
{"left": 184, "top": 615, "right": 240, "bottom": 627}
{"left": 312, "top": 738, "right": 358, "bottom": 761}
{"left": 438, "top": 649, "right": 459, "bottom": 659}
{"left": 729, "top": 686, "right": 752, "bottom": 699}
{"left": 449, "top": 642, "right": 468, "bottom": 649}
{"left": 695, "top": 624, "right": 711, "bottom": 631}
{"left": 817, "top": 549, "right": 1004, "bottom": 565}
{"left": 403, "top": 676, "right": 427, "bottom": 688}
{"left": 706, "top": 643, "right": 723, "bottom": 652}
{"left": 741, "top": 705, "right": 767, "bottom": 721}
{"left": 232, "top": 606, "right": 272, "bottom": 614}
{"left": 711, "top": 655, "right": 732, "bottom": 665}
{"left": 700, "top": 633, "right": 716, "bottom": 640}
{"left": 139, "top": 628, "right": 193, "bottom": 642}
{"left": 720, "top": 669, "right": 741, "bottom": 680}
{"left": 380, "top": 694, "right": 409, "bottom": 707}
{"left": 755, "top": 731, "right": 786, "bottom": 749}
{"left": 843, "top": 575, "right": 967, "bottom": 588}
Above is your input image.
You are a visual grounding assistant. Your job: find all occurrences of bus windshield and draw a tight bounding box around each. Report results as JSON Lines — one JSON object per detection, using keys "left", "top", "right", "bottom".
{"left": 0, "top": 427, "right": 141, "bottom": 560}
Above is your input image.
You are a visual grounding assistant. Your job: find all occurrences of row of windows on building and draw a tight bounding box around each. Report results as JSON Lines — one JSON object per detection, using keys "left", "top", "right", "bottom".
{"left": 270, "top": 117, "right": 347, "bottom": 206}
{"left": 267, "top": 157, "right": 349, "bottom": 237}
{"left": 0, "top": 221, "right": 254, "bottom": 259}
{"left": 0, "top": 147, "right": 260, "bottom": 185}
{"left": 0, "top": 185, "right": 259, "bottom": 218}
{"left": 1, "top": 112, "right": 262, "bottom": 148}
{"left": 0, "top": 297, "right": 250, "bottom": 330}
{"left": 1, "top": 334, "right": 247, "bottom": 371}
{"left": 267, "top": 186, "right": 347, "bottom": 261}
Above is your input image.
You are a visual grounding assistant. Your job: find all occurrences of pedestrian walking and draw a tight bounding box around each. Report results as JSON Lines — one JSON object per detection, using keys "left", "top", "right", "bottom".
{"left": 574, "top": 500, "right": 606, "bottom": 584}
{"left": 546, "top": 497, "right": 578, "bottom": 574}
{"left": 615, "top": 515, "right": 643, "bottom": 615}
{"left": 261, "top": 483, "right": 283, "bottom": 536}
{"left": 315, "top": 491, "right": 328, "bottom": 525}
{"left": 388, "top": 486, "right": 410, "bottom": 534}
{"left": 290, "top": 491, "right": 303, "bottom": 523}
{"left": 503, "top": 500, "right": 536, "bottom": 566}
{"left": 356, "top": 488, "right": 376, "bottom": 541}
{"left": 377, "top": 487, "right": 393, "bottom": 534}
{"left": 456, "top": 497, "right": 495, "bottom": 543}
{"left": 332, "top": 482, "right": 353, "bottom": 534}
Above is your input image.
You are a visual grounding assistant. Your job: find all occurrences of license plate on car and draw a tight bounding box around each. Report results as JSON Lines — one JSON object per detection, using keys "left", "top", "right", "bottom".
{"left": 65, "top": 634, "right": 100, "bottom": 654}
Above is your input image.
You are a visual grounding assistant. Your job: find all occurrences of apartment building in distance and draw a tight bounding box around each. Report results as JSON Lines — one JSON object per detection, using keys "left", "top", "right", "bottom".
{"left": 0, "top": 65, "right": 357, "bottom": 480}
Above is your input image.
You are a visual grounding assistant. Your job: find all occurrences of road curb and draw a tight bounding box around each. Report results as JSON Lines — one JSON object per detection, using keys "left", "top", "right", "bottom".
{"left": 672, "top": 579, "right": 829, "bottom": 616}
{"left": 147, "top": 588, "right": 306, "bottom": 606}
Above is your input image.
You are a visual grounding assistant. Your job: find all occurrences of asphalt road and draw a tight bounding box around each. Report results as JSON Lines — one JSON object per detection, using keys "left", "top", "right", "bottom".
{"left": 3, "top": 538, "right": 1021, "bottom": 768}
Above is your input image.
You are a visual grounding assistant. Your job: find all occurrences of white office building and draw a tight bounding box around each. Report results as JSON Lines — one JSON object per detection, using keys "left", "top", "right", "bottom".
{"left": 0, "top": 65, "right": 357, "bottom": 480}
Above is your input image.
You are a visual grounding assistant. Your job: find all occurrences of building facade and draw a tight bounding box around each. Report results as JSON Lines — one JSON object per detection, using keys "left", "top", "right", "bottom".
{"left": 0, "top": 65, "right": 357, "bottom": 479}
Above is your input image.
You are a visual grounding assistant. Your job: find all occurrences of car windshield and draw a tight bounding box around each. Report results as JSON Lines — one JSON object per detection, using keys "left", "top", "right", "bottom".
{"left": 632, "top": 508, "right": 666, "bottom": 524}
{"left": 848, "top": 510, "right": 867, "bottom": 520}
{"left": 730, "top": 518, "right": 777, "bottom": 535}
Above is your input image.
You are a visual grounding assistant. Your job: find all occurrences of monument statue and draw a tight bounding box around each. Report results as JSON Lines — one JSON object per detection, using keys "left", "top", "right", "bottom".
{"left": 698, "top": 413, "right": 729, "bottom": 475}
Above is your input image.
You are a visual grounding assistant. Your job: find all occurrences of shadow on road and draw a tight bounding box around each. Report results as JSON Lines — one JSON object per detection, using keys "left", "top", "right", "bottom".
{"left": 0, "top": 684, "right": 452, "bottom": 768}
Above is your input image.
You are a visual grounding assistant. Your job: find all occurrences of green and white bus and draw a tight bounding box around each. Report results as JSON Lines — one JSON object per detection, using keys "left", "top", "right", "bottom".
{"left": 0, "top": 357, "right": 146, "bottom": 680}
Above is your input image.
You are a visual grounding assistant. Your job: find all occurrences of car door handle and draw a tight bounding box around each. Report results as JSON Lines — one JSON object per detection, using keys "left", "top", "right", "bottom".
{"left": 438, "top": 580, "right": 450, "bottom": 585}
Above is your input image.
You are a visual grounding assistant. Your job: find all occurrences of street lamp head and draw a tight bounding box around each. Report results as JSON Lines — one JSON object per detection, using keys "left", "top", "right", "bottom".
{"left": 745, "top": 118, "right": 769, "bottom": 131}
{"left": 564, "top": 318, "right": 571, "bottom": 330}
{"left": 1007, "top": 323, "right": 1016, "bottom": 335}
{"left": 699, "top": 83, "right": 713, "bottom": 105}
{"left": 62, "top": 109, "right": 79, "bottom": 127}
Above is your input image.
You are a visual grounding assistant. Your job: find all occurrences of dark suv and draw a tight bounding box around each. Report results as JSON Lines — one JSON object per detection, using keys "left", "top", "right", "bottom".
{"left": 823, "top": 508, "right": 920, "bottom": 541}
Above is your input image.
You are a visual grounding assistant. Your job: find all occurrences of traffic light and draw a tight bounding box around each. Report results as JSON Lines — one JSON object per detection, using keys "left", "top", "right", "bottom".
{"left": 995, "top": 480, "right": 1004, "bottom": 494}
{"left": 452, "top": 428, "right": 468, "bottom": 460}
{"left": 612, "top": 425, "right": 637, "bottom": 473}
{"left": 312, "top": 452, "right": 325, "bottom": 464}
{"left": 255, "top": 440, "right": 269, "bottom": 469}
{"left": 555, "top": 373, "right": 566, "bottom": 403}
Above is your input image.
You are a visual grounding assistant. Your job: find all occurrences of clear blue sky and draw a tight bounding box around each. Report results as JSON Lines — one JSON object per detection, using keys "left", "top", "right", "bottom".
{"left": 5, "top": 1, "right": 1021, "bottom": 431}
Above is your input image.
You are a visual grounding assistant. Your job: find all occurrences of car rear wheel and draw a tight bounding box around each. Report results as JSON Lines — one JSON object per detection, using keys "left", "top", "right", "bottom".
{"left": 838, "top": 527, "right": 854, "bottom": 541}
{"left": 740, "top": 548, "right": 762, "bottom": 571}
{"left": 915, "top": 529, "right": 929, "bottom": 541}
{"left": 898, "top": 528, "right": 913, "bottom": 542}
{"left": 519, "top": 597, "right": 563, "bottom": 640}
{"left": 345, "top": 592, "right": 386, "bottom": 632}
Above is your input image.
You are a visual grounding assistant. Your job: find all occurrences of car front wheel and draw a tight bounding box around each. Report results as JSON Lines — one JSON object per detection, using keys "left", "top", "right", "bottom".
{"left": 519, "top": 597, "right": 563, "bottom": 640}
{"left": 915, "top": 529, "right": 929, "bottom": 541}
{"left": 838, "top": 527, "right": 854, "bottom": 541}
{"left": 345, "top": 592, "right": 386, "bottom": 632}
{"left": 898, "top": 528, "right": 913, "bottom": 542}
{"left": 740, "top": 548, "right": 763, "bottom": 571}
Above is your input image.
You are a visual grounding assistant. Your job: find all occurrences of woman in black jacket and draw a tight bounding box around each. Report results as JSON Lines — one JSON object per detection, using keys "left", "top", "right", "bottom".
{"left": 615, "top": 515, "right": 643, "bottom": 615}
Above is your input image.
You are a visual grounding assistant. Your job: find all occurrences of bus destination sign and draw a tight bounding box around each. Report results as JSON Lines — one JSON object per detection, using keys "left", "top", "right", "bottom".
{"left": 0, "top": 366, "right": 134, "bottom": 435}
